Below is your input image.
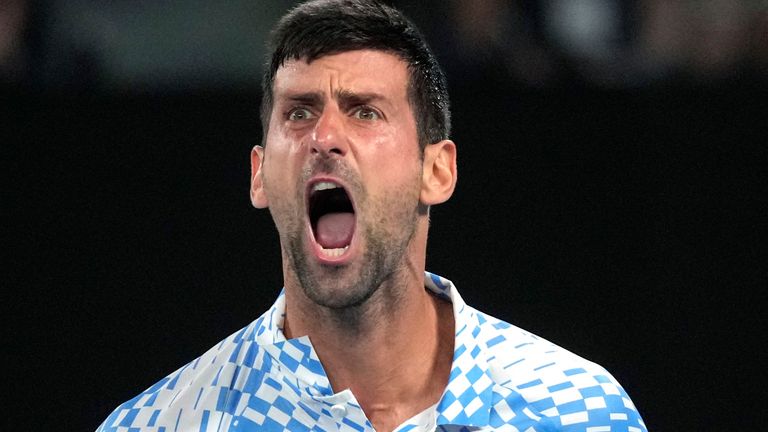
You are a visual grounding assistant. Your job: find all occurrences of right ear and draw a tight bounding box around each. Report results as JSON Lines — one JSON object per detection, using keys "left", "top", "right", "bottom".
{"left": 250, "top": 145, "right": 269, "bottom": 208}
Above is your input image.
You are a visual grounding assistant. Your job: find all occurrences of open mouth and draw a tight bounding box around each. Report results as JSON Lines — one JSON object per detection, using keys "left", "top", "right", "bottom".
{"left": 308, "top": 181, "right": 356, "bottom": 258}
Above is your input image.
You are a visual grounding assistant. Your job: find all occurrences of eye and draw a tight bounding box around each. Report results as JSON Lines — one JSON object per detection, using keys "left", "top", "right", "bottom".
{"left": 287, "top": 107, "right": 314, "bottom": 121}
{"left": 353, "top": 106, "right": 380, "bottom": 121}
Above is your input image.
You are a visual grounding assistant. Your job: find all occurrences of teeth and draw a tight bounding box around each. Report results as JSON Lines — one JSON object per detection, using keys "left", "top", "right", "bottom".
{"left": 320, "top": 245, "right": 349, "bottom": 257}
{"left": 312, "top": 181, "right": 340, "bottom": 192}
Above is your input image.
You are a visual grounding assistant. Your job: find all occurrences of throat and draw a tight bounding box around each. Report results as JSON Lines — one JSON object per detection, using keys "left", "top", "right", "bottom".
{"left": 311, "top": 294, "right": 455, "bottom": 432}
{"left": 315, "top": 212, "right": 355, "bottom": 248}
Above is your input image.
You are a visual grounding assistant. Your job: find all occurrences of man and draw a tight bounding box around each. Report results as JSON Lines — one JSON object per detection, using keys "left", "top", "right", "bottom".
{"left": 98, "top": 1, "right": 646, "bottom": 431}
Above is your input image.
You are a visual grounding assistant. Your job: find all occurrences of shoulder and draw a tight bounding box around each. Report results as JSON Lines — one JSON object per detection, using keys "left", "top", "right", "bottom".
{"left": 96, "top": 318, "right": 265, "bottom": 431}
{"left": 470, "top": 307, "right": 647, "bottom": 431}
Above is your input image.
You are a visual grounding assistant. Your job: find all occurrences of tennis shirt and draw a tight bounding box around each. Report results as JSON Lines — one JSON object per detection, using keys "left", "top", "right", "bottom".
{"left": 98, "top": 272, "right": 647, "bottom": 431}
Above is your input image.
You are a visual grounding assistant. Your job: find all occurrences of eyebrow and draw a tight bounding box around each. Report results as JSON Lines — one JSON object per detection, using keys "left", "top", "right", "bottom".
{"left": 277, "top": 89, "right": 389, "bottom": 109}
{"left": 336, "top": 90, "right": 387, "bottom": 108}
{"left": 280, "top": 91, "right": 323, "bottom": 105}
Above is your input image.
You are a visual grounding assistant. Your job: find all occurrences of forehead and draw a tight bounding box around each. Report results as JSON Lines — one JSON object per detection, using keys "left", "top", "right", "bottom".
{"left": 272, "top": 50, "right": 410, "bottom": 100}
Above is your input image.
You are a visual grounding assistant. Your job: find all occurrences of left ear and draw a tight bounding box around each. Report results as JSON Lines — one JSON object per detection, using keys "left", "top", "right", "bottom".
{"left": 420, "top": 139, "right": 457, "bottom": 206}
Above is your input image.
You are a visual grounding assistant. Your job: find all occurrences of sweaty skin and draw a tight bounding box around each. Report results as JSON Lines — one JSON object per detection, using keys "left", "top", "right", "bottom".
{"left": 250, "top": 50, "right": 458, "bottom": 431}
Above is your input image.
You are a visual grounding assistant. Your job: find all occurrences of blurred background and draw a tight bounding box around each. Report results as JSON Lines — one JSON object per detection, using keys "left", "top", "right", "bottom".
{"left": 4, "top": 0, "right": 766, "bottom": 430}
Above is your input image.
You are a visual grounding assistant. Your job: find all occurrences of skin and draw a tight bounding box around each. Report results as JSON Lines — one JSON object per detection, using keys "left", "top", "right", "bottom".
{"left": 250, "top": 49, "right": 458, "bottom": 431}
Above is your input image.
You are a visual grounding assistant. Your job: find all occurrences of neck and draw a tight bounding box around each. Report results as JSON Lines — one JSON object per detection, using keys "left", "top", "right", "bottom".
{"left": 282, "top": 237, "right": 455, "bottom": 431}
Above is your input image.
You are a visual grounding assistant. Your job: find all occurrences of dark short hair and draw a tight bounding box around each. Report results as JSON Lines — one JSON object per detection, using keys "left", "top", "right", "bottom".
{"left": 261, "top": 0, "right": 451, "bottom": 149}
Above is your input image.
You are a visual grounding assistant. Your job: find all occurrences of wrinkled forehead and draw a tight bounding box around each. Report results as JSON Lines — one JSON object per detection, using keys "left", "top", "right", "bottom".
{"left": 272, "top": 50, "right": 411, "bottom": 102}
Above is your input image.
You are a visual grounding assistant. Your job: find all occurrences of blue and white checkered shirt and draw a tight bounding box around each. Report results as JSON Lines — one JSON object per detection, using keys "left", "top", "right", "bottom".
{"left": 98, "top": 272, "right": 646, "bottom": 431}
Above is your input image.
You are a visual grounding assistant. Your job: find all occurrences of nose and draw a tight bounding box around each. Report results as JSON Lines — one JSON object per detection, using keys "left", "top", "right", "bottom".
{"left": 310, "top": 108, "right": 347, "bottom": 156}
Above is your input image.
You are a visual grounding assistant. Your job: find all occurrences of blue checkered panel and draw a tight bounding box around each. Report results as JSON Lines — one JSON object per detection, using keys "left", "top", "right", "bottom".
{"left": 98, "top": 273, "right": 646, "bottom": 431}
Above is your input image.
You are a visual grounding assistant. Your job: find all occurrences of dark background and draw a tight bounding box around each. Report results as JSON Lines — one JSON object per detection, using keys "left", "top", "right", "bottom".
{"left": 4, "top": 1, "right": 766, "bottom": 430}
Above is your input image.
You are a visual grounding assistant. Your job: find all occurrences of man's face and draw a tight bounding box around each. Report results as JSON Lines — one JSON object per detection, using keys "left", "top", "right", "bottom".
{"left": 255, "top": 49, "right": 424, "bottom": 309}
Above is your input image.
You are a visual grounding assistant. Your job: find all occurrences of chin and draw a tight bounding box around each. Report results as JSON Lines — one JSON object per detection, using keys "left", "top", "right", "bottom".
{"left": 299, "top": 263, "right": 380, "bottom": 310}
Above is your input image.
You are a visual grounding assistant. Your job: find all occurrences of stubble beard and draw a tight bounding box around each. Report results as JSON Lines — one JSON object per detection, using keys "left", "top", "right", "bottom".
{"left": 286, "top": 193, "right": 419, "bottom": 328}
{"left": 265, "top": 155, "right": 422, "bottom": 330}
{"left": 274, "top": 174, "right": 421, "bottom": 330}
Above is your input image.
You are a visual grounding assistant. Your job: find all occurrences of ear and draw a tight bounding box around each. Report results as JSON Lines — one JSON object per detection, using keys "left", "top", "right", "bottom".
{"left": 250, "top": 145, "right": 269, "bottom": 208}
{"left": 420, "top": 139, "right": 457, "bottom": 206}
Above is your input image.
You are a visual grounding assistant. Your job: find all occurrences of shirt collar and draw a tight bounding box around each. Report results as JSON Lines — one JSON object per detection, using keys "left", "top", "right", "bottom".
{"left": 252, "top": 272, "right": 494, "bottom": 428}
{"left": 427, "top": 273, "right": 494, "bottom": 428}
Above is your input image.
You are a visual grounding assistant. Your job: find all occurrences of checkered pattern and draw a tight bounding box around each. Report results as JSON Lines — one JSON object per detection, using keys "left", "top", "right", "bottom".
{"left": 98, "top": 273, "right": 645, "bottom": 431}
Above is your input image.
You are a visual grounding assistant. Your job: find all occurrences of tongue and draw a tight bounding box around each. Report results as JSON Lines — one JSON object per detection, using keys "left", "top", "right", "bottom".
{"left": 315, "top": 212, "right": 355, "bottom": 249}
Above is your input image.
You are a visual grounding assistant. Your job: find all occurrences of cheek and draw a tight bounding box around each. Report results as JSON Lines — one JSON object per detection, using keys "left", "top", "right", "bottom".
{"left": 357, "top": 129, "right": 421, "bottom": 171}
{"left": 372, "top": 149, "right": 422, "bottom": 186}
{"left": 262, "top": 142, "right": 300, "bottom": 187}
{"left": 262, "top": 160, "right": 299, "bottom": 217}
{"left": 363, "top": 161, "right": 423, "bottom": 212}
